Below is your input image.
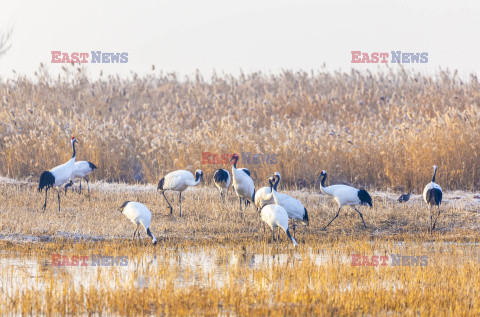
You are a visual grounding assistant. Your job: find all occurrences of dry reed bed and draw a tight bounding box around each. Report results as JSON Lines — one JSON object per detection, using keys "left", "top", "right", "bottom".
{"left": 1, "top": 66, "right": 480, "bottom": 190}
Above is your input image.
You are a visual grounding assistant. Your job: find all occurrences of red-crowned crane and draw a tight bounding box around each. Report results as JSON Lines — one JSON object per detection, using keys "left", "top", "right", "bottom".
{"left": 260, "top": 178, "right": 298, "bottom": 246}
{"left": 118, "top": 201, "right": 157, "bottom": 245}
{"left": 255, "top": 172, "right": 281, "bottom": 211}
{"left": 38, "top": 137, "right": 77, "bottom": 211}
{"left": 261, "top": 173, "right": 309, "bottom": 237}
{"left": 238, "top": 167, "right": 251, "bottom": 207}
{"left": 213, "top": 168, "right": 231, "bottom": 201}
{"left": 64, "top": 161, "right": 97, "bottom": 194}
{"left": 423, "top": 165, "right": 443, "bottom": 231}
{"left": 157, "top": 169, "right": 203, "bottom": 217}
{"left": 229, "top": 154, "right": 255, "bottom": 213}
{"left": 318, "top": 170, "right": 372, "bottom": 230}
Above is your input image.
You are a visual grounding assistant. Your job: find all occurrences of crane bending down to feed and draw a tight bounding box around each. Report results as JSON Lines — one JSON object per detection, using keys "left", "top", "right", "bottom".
{"left": 261, "top": 173, "right": 309, "bottom": 237}
{"left": 423, "top": 165, "right": 443, "bottom": 231}
{"left": 229, "top": 154, "right": 255, "bottom": 213}
{"left": 38, "top": 137, "right": 77, "bottom": 212}
{"left": 213, "top": 168, "right": 231, "bottom": 201}
{"left": 64, "top": 161, "right": 97, "bottom": 195}
{"left": 157, "top": 169, "right": 203, "bottom": 217}
{"left": 318, "top": 170, "right": 372, "bottom": 230}
{"left": 118, "top": 201, "right": 157, "bottom": 245}
{"left": 260, "top": 178, "right": 298, "bottom": 246}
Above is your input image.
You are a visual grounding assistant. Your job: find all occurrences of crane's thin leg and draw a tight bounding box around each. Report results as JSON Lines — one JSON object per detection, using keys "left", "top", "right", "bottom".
{"left": 79, "top": 179, "right": 82, "bottom": 194}
{"left": 162, "top": 191, "right": 173, "bottom": 214}
{"left": 64, "top": 181, "right": 73, "bottom": 196}
{"left": 292, "top": 220, "right": 296, "bottom": 238}
{"left": 43, "top": 188, "right": 48, "bottom": 210}
{"left": 354, "top": 208, "right": 367, "bottom": 228}
{"left": 323, "top": 207, "right": 342, "bottom": 230}
{"left": 179, "top": 192, "right": 182, "bottom": 217}
{"left": 239, "top": 197, "right": 243, "bottom": 216}
{"left": 57, "top": 189, "right": 61, "bottom": 212}
{"left": 432, "top": 206, "right": 441, "bottom": 231}
{"left": 86, "top": 177, "right": 90, "bottom": 194}
{"left": 132, "top": 226, "right": 138, "bottom": 240}
{"left": 428, "top": 206, "right": 433, "bottom": 231}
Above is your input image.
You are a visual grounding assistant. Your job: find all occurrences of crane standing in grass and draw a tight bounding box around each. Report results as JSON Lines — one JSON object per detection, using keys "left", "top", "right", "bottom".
{"left": 118, "top": 201, "right": 157, "bottom": 245}
{"left": 229, "top": 154, "right": 255, "bottom": 214}
{"left": 213, "top": 168, "right": 231, "bottom": 201}
{"left": 261, "top": 173, "right": 309, "bottom": 237}
{"left": 423, "top": 165, "right": 443, "bottom": 231}
{"left": 239, "top": 168, "right": 251, "bottom": 207}
{"left": 318, "top": 170, "right": 372, "bottom": 230}
{"left": 64, "top": 161, "right": 97, "bottom": 195}
{"left": 157, "top": 169, "right": 203, "bottom": 217}
{"left": 38, "top": 137, "right": 77, "bottom": 212}
{"left": 260, "top": 178, "right": 298, "bottom": 246}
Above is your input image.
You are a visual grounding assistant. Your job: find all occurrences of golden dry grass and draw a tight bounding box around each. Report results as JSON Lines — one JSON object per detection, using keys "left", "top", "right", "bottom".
{"left": 1, "top": 180, "right": 480, "bottom": 315}
{"left": 1, "top": 67, "right": 480, "bottom": 315}
{"left": 1, "top": 66, "right": 480, "bottom": 190}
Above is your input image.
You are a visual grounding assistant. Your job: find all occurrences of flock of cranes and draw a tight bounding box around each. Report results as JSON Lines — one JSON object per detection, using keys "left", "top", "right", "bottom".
{"left": 37, "top": 137, "right": 445, "bottom": 246}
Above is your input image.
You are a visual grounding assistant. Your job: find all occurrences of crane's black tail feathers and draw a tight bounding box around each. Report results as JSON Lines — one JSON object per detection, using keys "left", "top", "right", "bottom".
{"left": 426, "top": 188, "right": 442, "bottom": 206}
{"left": 303, "top": 207, "right": 309, "bottom": 225}
{"left": 214, "top": 169, "right": 229, "bottom": 183}
{"left": 358, "top": 189, "right": 373, "bottom": 207}
{"left": 38, "top": 171, "right": 55, "bottom": 192}
{"left": 157, "top": 177, "right": 165, "bottom": 191}
{"left": 88, "top": 162, "right": 98, "bottom": 170}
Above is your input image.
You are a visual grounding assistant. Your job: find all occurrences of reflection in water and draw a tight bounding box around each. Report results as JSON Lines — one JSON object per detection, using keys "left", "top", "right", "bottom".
{"left": 1, "top": 242, "right": 478, "bottom": 294}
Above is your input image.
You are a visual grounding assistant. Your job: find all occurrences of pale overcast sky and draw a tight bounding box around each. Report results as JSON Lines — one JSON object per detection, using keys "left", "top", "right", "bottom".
{"left": 0, "top": 0, "right": 479, "bottom": 79}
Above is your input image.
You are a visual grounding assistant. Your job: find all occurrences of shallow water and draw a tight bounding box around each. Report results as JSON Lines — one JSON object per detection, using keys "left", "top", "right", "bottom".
{"left": 1, "top": 243, "right": 479, "bottom": 294}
